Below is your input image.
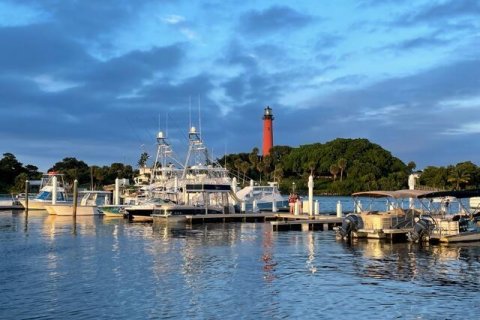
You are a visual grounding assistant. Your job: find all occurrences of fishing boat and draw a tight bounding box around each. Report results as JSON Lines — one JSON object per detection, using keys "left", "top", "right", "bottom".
{"left": 45, "top": 191, "right": 110, "bottom": 216}
{"left": 19, "top": 172, "right": 69, "bottom": 210}
{"left": 336, "top": 189, "right": 429, "bottom": 240}
{"left": 127, "top": 126, "right": 234, "bottom": 222}
{"left": 408, "top": 189, "right": 480, "bottom": 243}
{"left": 152, "top": 183, "right": 235, "bottom": 223}
{"left": 235, "top": 180, "right": 289, "bottom": 212}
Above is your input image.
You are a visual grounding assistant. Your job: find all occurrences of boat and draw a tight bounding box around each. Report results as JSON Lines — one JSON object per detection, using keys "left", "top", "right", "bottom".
{"left": 408, "top": 189, "right": 480, "bottom": 243}
{"left": 235, "top": 180, "right": 289, "bottom": 212}
{"left": 152, "top": 183, "right": 235, "bottom": 223}
{"left": 126, "top": 126, "right": 234, "bottom": 222}
{"left": 99, "top": 205, "right": 129, "bottom": 218}
{"left": 19, "top": 172, "right": 69, "bottom": 210}
{"left": 0, "top": 194, "right": 23, "bottom": 210}
{"left": 336, "top": 189, "right": 429, "bottom": 241}
{"left": 45, "top": 191, "right": 111, "bottom": 216}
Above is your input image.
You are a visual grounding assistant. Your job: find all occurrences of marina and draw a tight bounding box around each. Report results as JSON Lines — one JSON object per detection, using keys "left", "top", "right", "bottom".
{"left": 1, "top": 208, "right": 480, "bottom": 319}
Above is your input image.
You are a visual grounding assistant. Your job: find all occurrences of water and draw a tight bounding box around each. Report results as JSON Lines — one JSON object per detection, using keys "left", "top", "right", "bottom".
{"left": 1, "top": 210, "right": 480, "bottom": 319}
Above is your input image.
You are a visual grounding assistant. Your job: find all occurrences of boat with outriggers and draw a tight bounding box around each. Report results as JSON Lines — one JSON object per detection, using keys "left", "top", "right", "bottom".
{"left": 408, "top": 189, "right": 480, "bottom": 243}
{"left": 336, "top": 189, "right": 430, "bottom": 241}
{"left": 152, "top": 183, "right": 235, "bottom": 223}
{"left": 126, "top": 125, "right": 237, "bottom": 222}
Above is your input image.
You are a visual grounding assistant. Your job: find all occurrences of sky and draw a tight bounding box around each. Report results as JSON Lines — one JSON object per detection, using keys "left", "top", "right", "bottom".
{"left": 0, "top": 0, "right": 479, "bottom": 172}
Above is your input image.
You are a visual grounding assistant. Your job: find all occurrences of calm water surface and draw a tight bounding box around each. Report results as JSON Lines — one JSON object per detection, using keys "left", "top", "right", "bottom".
{"left": 1, "top": 210, "right": 480, "bottom": 319}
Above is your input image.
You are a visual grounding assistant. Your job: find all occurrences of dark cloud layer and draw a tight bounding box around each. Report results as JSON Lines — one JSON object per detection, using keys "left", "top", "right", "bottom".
{"left": 239, "top": 6, "right": 313, "bottom": 35}
{"left": 1, "top": 1, "right": 479, "bottom": 171}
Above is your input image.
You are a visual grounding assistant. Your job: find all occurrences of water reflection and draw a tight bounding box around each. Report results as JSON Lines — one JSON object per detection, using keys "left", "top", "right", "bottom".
{"left": 341, "top": 239, "right": 480, "bottom": 291}
{"left": 2, "top": 210, "right": 480, "bottom": 319}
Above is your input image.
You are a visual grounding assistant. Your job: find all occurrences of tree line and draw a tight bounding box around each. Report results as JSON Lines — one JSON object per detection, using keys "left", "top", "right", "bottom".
{"left": 0, "top": 153, "right": 135, "bottom": 193}
{"left": 218, "top": 138, "right": 480, "bottom": 195}
{"left": 2, "top": 138, "right": 479, "bottom": 195}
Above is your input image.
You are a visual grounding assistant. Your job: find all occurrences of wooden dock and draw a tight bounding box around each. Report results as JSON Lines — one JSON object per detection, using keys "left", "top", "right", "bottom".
{"left": 271, "top": 215, "right": 343, "bottom": 232}
{"left": 185, "top": 212, "right": 277, "bottom": 223}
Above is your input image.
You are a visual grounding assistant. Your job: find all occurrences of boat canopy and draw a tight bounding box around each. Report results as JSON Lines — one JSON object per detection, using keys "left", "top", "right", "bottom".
{"left": 417, "top": 189, "right": 480, "bottom": 199}
{"left": 352, "top": 190, "right": 432, "bottom": 199}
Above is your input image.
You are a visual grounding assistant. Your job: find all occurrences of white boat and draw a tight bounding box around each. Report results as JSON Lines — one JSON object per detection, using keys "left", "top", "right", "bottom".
{"left": 45, "top": 191, "right": 111, "bottom": 216}
{"left": 408, "top": 190, "right": 480, "bottom": 243}
{"left": 152, "top": 183, "right": 235, "bottom": 223}
{"left": 126, "top": 126, "right": 234, "bottom": 222}
{"left": 20, "top": 172, "right": 69, "bottom": 210}
{"left": 0, "top": 194, "right": 23, "bottom": 210}
{"left": 235, "top": 180, "right": 289, "bottom": 212}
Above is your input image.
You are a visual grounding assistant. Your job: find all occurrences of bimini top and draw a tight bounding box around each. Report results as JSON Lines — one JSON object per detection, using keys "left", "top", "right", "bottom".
{"left": 352, "top": 189, "right": 432, "bottom": 199}
{"left": 417, "top": 189, "right": 480, "bottom": 199}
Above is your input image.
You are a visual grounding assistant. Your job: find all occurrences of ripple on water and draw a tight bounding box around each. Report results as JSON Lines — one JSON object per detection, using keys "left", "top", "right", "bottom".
{"left": 1, "top": 214, "right": 480, "bottom": 319}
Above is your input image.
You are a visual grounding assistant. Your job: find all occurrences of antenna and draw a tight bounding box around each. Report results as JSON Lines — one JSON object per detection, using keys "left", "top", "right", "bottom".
{"left": 165, "top": 111, "right": 168, "bottom": 138}
{"left": 189, "top": 96, "right": 192, "bottom": 130}
{"left": 198, "top": 96, "right": 202, "bottom": 139}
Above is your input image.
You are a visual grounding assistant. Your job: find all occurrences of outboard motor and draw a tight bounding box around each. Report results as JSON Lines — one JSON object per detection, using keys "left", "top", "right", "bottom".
{"left": 337, "top": 214, "right": 363, "bottom": 240}
{"left": 408, "top": 216, "right": 434, "bottom": 243}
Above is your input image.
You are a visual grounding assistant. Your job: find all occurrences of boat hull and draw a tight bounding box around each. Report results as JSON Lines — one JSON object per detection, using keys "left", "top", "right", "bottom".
{"left": 45, "top": 205, "right": 102, "bottom": 216}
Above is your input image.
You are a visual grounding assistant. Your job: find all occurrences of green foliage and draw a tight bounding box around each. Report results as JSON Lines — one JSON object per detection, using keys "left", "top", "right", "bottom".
{"left": 0, "top": 153, "right": 40, "bottom": 193}
{"left": 221, "top": 138, "right": 413, "bottom": 194}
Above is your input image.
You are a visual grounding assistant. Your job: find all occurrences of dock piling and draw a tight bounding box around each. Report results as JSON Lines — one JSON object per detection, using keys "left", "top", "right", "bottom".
{"left": 24, "top": 180, "right": 29, "bottom": 215}
{"left": 72, "top": 180, "right": 78, "bottom": 217}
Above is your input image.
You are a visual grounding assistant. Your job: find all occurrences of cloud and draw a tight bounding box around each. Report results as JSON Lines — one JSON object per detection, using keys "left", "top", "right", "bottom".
{"left": 390, "top": 34, "right": 449, "bottom": 50}
{"left": 0, "top": 24, "right": 94, "bottom": 75}
{"left": 443, "top": 122, "right": 480, "bottom": 135}
{"left": 161, "top": 14, "right": 185, "bottom": 25}
{"left": 239, "top": 5, "right": 313, "bottom": 35}
{"left": 397, "top": 0, "right": 480, "bottom": 25}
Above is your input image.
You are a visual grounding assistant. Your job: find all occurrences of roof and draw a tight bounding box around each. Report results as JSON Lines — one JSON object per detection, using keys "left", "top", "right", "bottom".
{"left": 352, "top": 189, "right": 432, "bottom": 199}
{"left": 417, "top": 189, "right": 480, "bottom": 199}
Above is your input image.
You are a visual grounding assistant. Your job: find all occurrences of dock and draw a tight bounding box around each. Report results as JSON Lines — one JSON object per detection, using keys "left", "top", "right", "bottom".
{"left": 271, "top": 215, "right": 343, "bottom": 231}
{"left": 179, "top": 212, "right": 344, "bottom": 232}
{"left": 185, "top": 212, "right": 278, "bottom": 223}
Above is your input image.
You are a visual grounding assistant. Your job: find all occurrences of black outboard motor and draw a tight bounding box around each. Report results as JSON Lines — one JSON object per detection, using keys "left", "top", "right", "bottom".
{"left": 337, "top": 214, "right": 363, "bottom": 240}
{"left": 408, "top": 216, "right": 434, "bottom": 243}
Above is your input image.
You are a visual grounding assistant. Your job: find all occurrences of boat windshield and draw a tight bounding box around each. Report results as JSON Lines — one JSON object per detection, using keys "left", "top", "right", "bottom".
{"left": 36, "top": 191, "right": 66, "bottom": 201}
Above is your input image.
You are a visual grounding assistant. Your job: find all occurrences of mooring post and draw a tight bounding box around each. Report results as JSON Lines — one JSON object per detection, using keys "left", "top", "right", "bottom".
{"left": 308, "top": 174, "right": 314, "bottom": 217}
{"left": 25, "top": 180, "right": 29, "bottom": 216}
{"left": 72, "top": 179, "right": 78, "bottom": 217}
{"left": 336, "top": 201, "right": 343, "bottom": 218}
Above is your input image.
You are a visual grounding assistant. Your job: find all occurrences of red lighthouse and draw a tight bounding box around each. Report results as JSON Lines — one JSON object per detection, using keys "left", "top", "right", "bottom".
{"left": 262, "top": 106, "right": 274, "bottom": 156}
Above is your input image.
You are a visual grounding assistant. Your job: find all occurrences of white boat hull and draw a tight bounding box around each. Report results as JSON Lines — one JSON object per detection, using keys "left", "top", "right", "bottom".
{"left": 45, "top": 205, "right": 102, "bottom": 216}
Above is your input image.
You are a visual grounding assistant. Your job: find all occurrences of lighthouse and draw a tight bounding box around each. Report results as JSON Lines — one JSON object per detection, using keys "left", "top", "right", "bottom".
{"left": 262, "top": 106, "right": 274, "bottom": 156}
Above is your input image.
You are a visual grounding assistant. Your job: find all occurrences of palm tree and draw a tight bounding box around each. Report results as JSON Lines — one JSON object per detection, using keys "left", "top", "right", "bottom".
{"left": 307, "top": 161, "right": 316, "bottom": 176}
{"left": 257, "top": 161, "right": 266, "bottom": 184}
{"left": 273, "top": 165, "right": 284, "bottom": 183}
{"left": 338, "top": 158, "right": 347, "bottom": 181}
{"left": 447, "top": 167, "right": 470, "bottom": 190}
{"left": 330, "top": 164, "right": 340, "bottom": 181}
{"left": 137, "top": 152, "right": 149, "bottom": 168}
{"left": 240, "top": 161, "right": 250, "bottom": 185}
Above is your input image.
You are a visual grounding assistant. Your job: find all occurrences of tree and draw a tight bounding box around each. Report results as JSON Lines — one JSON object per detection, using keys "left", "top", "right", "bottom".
{"left": 448, "top": 167, "right": 470, "bottom": 190}
{"left": 257, "top": 161, "right": 266, "bottom": 184}
{"left": 273, "top": 166, "right": 284, "bottom": 183}
{"left": 248, "top": 147, "right": 259, "bottom": 172}
{"left": 338, "top": 158, "right": 347, "bottom": 181}
{"left": 330, "top": 164, "right": 340, "bottom": 181}
{"left": 49, "top": 157, "right": 89, "bottom": 185}
{"left": 240, "top": 161, "right": 250, "bottom": 185}
{"left": 138, "top": 152, "right": 149, "bottom": 168}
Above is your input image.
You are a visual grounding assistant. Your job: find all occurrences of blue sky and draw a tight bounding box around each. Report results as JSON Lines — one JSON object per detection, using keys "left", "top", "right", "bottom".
{"left": 1, "top": 0, "right": 479, "bottom": 171}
